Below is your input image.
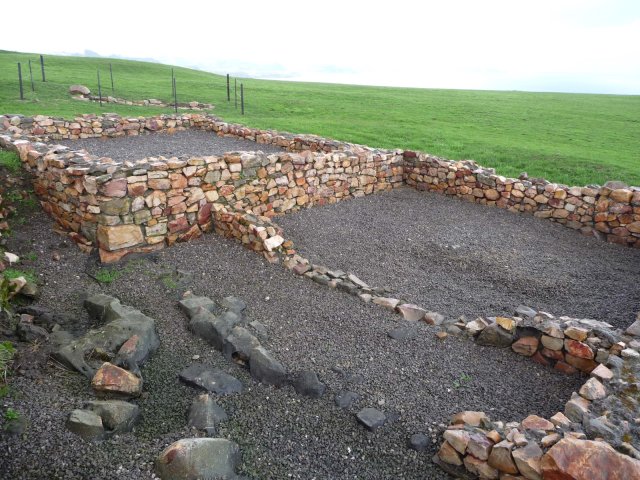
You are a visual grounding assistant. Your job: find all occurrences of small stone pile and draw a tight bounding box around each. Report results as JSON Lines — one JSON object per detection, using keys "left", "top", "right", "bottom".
{"left": 54, "top": 294, "right": 160, "bottom": 440}
{"left": 69, "top": 84, "right": 213, "bottom": 110}
{"left": 212, "top": 208, "right": 294, "bottom": 263}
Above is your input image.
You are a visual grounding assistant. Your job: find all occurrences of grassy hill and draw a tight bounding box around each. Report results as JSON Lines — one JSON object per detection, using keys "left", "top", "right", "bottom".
{"left": 1, "top": 50, "right": 638, "bottom": 186}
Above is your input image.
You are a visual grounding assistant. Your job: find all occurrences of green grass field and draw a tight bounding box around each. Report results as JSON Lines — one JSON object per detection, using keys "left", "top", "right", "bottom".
{"left": 1, "top": 50, "right": 638, "bottom": 186}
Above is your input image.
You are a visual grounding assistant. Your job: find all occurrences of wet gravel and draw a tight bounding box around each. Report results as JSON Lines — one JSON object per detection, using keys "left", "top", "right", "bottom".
{"left": 57, "top": 129, "right": 284, "bottom": 161}
{"left": 0, "top": 206, "right": 585, "bottom": 479}
{"left": 278, "top": 187, "right": 640, "bottom": 330}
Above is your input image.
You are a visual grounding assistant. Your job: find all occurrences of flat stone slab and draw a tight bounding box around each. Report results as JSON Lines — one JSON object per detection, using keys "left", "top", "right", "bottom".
{"left": 179, "top": 364, "right": 244, "bottom": 395}
{"left": 356, "top": 407, "right": 387, "bottom": 431}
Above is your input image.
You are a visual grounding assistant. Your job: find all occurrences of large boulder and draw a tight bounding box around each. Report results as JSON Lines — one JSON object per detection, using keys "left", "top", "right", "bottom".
{"left": 155, "top": 438, "right": 240, "bottom": 480}
{"left": 52, "top": 294, "right": 159, "bottom": 378}
{"left": 541, "top": 437, "right": 640, "bottom": 479}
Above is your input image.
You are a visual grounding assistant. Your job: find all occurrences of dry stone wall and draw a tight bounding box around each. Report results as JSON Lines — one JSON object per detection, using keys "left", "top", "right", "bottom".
{"left": 404, "top": 152, "right": 640, "bottom": 248}
{"left": 0, "top": 114, "right": 640, "bottom": 255}
{"left": 0, "top": 114, "right": 403, "bottom": 262}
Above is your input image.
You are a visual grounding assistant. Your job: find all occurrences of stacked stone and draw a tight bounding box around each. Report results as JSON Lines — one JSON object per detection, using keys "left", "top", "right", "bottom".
{"left": 1, "top": 113, "right": 638, "bottom": 252}
{"left": 435, "top": 314, "right": 640, "bottom": 478}
{"left": 0, "top": 131, "right": 403, "bottom": 262}
{"left": 213, "top": 207, "right": 294, "bottom": 263}
{"left": 403, "top": 151, "right": 639, "bottom": 247}
{"left": 435, "top": 409, "right": 640, "bottom": 479}
{"left": 463, "top": 311, "right": 629, "bottom": 375}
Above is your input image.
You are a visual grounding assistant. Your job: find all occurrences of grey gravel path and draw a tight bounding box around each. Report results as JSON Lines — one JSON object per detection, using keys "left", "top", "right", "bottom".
{"left": 58, "top": 129, "right": 284, "bottom": 161}
{"left": 0, "top": 207, "right": 584, "bottom": 480}
{"left": 277, "top": 187, "right": 640, "bottom": 330}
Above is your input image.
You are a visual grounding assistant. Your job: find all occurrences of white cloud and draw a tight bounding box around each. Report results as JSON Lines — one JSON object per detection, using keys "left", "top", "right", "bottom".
{"left": 3, "top": 0, "right": 639, "bottom": 93}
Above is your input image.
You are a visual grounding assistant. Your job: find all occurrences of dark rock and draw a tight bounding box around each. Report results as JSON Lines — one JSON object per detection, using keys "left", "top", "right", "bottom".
{"left": 356, "top": 407, "right": 387, "bottom": 431}
{"left": 223, "top": 326, "right": 260, "bottom": 366}
{"left": 113, "top": 333, "right": 155, "bottom": 375}
{"left": 189, "top": 310, "right": 230, "bottom": 351}
{"left": 584, "top": 415, "right": 621, "bottom": 445}
{"left": 16, "top": 321, "right": 49, "bottom": 343}
{"left": 516, "top": 305, "right": 537, "bottom": 318}
{"left": 178, "top": 296, "right": 218, "bottom": 319}
{"left": 155, "top": 438, "right": 240, "bottom": 480}
{"left": 187, "top": 394, "right": 228, "bottom": 436}
{"left": 293, "top": 371, "right": 326, "bottom": 398}
{"left": 220, "top": 296, "right": 246, "bottom": 313}
{"left": 66, "top": 409, "right": 105, "bottom": 440}
{"left": 408, "top": 433, "right": 429, "bottom": 452}
{"left": 54, "top": 295, "right": 159, "bottom": 378}
{"left": 337, "top": 281, "right": 360, "bottom": 295}
{"left": 476, "top": 323, "right": 514, "bottom": 348}
{"left": 178, "top": 364, "right": 244, "bottom": 395}
{"left": 248, "top": 320, "right": 268, "bottom": 339}
{"left": 84, "top": 400, "right": 139, "bottom": 433}
{"left": 249, "top": 346, "right": 287, "bottom": 386}
{"left": 388, "top": 324, "right": 418, "bottom": 341}
{"left": 335, "top": 390, "right": 360, "bottom": 408}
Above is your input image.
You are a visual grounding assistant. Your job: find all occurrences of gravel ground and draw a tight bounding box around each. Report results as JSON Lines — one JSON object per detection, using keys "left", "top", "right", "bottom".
{"left": 278, "top": 187, "right": 640, "bottom": 330}
{"left": 57, "top": 129, "right": 284, "bottom": 161}
{"left": 0, "top": 206, "right": 585, "bottom": 479}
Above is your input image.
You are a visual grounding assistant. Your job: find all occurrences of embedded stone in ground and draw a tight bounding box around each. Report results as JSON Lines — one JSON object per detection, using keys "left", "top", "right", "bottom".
{"left": 187, "top": 394, "right": 228, "bottom": 436}
{"left": 220, "top": 295, "right": 247, "bottom": 313}
{"left": 84, "top": 400, "right": 140, "bottom": 433}
{"left": 223, "top": 326, "right": 260, "bottom": 366}
{"left": 388, "top": 324, "right": 418, "bottom": 341}
{"left": 178, "top": 295, "right": 218, "bottom": 318}
{"left": 335, "top": 391, "right": 360, "bottom": 409}
{"left": 155, "top": 438, "right": 240, "bottom": 480}
{"left": 178, "top": 364, "right": 244, "bottom": 395}
{"left": 293, "top": 371, "right": 326, "bottom": 398}
{"left": 66, "top": 409, "right": 105, "bottom": 440}
{"left": 249, "top": 346, "right": 287, "bottom": 386}
{"left": 356, "top": 407, "right": 387, "bottom": 431}
{"left": 396, "top": 304, "right": 426, "bottom": 322}
{"left": 408, "top": 433, "right": 429, "bottom": 452}
{"left": 188, "top": 310, "right": 231, "bottom": 351}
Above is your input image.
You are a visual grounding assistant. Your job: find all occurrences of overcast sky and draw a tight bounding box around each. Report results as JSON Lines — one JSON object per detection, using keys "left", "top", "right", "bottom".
{"left": 4, "top": 0, "right": 639, "bottom": 94}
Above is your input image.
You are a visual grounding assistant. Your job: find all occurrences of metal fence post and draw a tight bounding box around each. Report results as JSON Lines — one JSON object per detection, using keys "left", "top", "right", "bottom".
{"left": 18, "top": 63, "right": 24, "bottom": 100}
{"left": 241, "top": 83, "right": 244, "bottom": 115}
{"left": 28, "top": 60, "right": 34, "bottom": 92}
{"left": 40, "top": 55, "right": 45, "bottom": 82}
{"left": 97, "top": 70, "right": 102, "bottom": 106}
{"left": 227, "top": 74, "right": 230, "bottom": 102}
{"left": 109, "top": 63, "right": 114, "bottom": 94}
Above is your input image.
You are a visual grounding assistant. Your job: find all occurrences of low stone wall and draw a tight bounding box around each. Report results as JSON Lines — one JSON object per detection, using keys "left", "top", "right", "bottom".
{"left": 434, "top": 313, "right": 640, "bottom": 479}
{"left": 0, "top": 127, "right": 403, "bottom": 262}
{"left": 2, "top": 113, "right": 638, "bottom": 251}
{"left": 404, "top": 152, "right": 640, "bottom": 248}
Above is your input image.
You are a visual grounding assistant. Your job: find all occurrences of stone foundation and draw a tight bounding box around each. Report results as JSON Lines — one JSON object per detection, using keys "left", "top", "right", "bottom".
{"left": 1, "top": 113, "right": 638, "bottom": 258}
